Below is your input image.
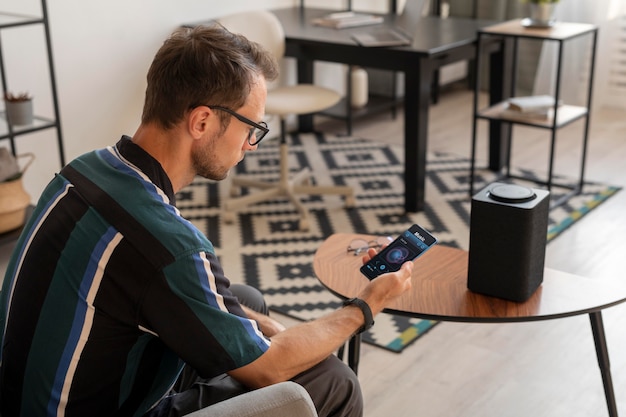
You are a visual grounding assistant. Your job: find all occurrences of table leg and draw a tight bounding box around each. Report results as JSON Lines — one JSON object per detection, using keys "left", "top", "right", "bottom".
{"left": 403, "top": 58, "right": 431, "bottom": 213}
{"left": 589, "top": 311, "right": 619, "bottom": 417}
{"left": 296, "top": 58, "right": 315, "bottom": 132}
{"left": 487, "top": 36, "right": 514, "bottom": 172}
{"left": 348, "top": 333, "right": 361, "bottom": 375}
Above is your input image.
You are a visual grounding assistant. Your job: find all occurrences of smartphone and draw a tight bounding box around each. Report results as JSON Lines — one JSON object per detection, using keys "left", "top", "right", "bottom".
{"left": 360, "top": 224, "right": 438, "bottom": 280}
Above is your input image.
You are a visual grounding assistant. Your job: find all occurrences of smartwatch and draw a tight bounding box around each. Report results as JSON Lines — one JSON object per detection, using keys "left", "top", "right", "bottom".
{"left": 343, "top": 297, "right": 374, "bottom": 334}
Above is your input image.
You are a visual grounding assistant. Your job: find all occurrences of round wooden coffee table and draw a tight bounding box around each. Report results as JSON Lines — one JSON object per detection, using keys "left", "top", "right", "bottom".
{"left": 314, "top": 233, "right": 626, "bottom": 417}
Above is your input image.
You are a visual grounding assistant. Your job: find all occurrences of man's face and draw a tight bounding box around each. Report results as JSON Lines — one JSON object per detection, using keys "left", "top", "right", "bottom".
{"left": 192, "top": 77, "right": 267, "bottom": 181}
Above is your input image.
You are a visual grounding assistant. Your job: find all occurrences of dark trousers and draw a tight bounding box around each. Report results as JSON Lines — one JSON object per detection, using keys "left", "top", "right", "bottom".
{"left": 146, "top": 284, "right": 363, "bottom": 417}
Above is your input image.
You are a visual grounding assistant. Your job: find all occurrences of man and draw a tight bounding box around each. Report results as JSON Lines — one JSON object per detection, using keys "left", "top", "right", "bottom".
{"left": 0, "top": 24, "right": 413, "bottom": 417}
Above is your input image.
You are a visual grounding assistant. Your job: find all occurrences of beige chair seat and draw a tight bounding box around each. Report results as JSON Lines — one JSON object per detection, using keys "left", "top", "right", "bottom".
{"left": 265, "top": 84, "right": 341, "bottom": 116}
{"left": 218, "top": 10, "right": 354, "bottom": 231}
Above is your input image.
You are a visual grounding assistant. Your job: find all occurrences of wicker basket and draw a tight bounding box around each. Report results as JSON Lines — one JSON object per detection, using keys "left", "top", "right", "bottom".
{"left": 0, "top": 153, "right": 34, "bottom": 234}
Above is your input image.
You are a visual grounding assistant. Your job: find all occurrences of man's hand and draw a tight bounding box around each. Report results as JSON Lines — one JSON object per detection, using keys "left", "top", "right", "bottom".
{"left": 357, "top": 247, "right": 414, "bottom": 316}
{"left": 228, "top": 243, "right": 414, "bottom": 388}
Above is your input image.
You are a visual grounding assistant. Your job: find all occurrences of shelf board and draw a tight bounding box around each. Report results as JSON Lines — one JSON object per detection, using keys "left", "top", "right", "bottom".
{"left": 481, "top": 19, "right": 597, "bottom": 41}
{"left": 476, "top": 102, "right": 588, "bottom": 129}
{"left": 320, "top": 94, "right": 403, "bottom": 120}
{"left": 0, "top": 12, "right": 43, "bottom": 29}
{"left": 0, "top": 113, "right": 57, "bottom": 140}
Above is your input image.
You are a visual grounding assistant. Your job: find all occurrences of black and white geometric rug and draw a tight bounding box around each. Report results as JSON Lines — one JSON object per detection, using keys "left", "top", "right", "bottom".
{"left": 176, "top": 133, "right": 621, "bottom": 353}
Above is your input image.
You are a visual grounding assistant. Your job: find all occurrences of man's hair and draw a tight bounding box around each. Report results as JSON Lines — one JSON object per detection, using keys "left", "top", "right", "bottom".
{"left": 141, "top": 23, "right": 279, "bottom": 130}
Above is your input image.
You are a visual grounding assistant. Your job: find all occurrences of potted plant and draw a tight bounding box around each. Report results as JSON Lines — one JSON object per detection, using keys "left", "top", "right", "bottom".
{"left": 4, "top": 91, "right": 34, "bottom": 126}
{"left": 525, "top": 0, "right": 559, "bottom": 24}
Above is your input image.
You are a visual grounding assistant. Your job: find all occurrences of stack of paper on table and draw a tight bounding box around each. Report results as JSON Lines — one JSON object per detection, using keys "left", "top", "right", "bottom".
{"left": 312, "top": 11, "right": 383, "bottom": 29}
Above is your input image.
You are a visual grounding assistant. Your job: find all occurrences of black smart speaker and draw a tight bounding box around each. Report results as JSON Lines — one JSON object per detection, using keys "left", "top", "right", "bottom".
{"left": 467, "top": 182, "right": 550, "bottom": 302}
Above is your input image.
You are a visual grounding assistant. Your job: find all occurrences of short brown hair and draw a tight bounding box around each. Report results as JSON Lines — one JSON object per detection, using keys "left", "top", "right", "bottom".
{"left": 141, "top": 23, "right": 279, "bottom": 130}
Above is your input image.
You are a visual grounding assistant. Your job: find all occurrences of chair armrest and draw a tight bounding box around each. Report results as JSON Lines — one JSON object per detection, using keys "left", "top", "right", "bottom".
{"left": 183, "top": 381, "right": 317, "bottom": 417}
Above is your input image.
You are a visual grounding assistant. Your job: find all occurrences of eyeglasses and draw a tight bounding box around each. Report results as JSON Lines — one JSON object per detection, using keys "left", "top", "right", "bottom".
{"left": 347, "top": 236, "right": 393, "bottom": 256}
{"left": 208, "top": 105, "right": 269, "bottom": 146}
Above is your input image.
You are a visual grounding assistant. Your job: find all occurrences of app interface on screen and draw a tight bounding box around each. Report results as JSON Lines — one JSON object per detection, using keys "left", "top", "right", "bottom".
{"left": 363, "top": 229, "right": 433, "bottom": 276}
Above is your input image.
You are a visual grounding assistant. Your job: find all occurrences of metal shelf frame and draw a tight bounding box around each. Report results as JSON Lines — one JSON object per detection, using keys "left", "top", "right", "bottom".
{"left": 0, "top": 0, "right": 65, "bottom": 167}
{"left": 469, "top": 19, "right": 598, "bottom": 209}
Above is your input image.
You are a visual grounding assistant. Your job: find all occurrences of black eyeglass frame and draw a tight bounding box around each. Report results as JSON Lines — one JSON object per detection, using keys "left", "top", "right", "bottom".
{"left": 207, "top": 105, "right": 269, "bottom": 146}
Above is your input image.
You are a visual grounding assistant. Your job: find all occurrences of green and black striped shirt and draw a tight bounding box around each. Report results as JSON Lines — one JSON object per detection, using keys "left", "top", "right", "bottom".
{"left": 0, "top": 136, "right": 270, "bottom": 417}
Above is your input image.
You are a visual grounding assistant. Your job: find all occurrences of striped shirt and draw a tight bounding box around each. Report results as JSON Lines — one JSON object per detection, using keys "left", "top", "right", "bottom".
{"left": 0, "top": 136, "right": 270, "bottom": 417}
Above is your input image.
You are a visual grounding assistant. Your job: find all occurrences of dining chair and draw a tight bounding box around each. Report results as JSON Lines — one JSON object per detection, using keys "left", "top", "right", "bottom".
{"left": 217, "top": 10, "right": 355, "bottom": 231}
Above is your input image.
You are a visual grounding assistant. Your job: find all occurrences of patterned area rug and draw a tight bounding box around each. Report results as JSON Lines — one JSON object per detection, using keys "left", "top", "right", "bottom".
{"left": 176, "top": 133, "right": 621, "bottom": 353}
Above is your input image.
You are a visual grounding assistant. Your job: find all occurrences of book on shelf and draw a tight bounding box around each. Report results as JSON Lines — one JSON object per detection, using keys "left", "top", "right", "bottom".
{"left": 312, "top": 11, "right": 384, "bottom": 29}
{"left": 507, "top": 95, "right": 558, "bottom": 113}
{"left": 501, "top": 107, "right": 554, "bottom": 121}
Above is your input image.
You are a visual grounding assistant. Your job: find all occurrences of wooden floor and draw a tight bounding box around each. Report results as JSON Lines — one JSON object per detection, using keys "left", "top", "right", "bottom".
{"left": 1, "top": 85, "right": 625, "bottom": 416}
{"left": 309, "top": 85, "right": 626, "bottom": 417}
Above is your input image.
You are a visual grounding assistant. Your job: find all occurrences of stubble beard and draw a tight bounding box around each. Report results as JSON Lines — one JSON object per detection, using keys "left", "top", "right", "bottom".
{"left": 191, "top": 133, "right": 230, "bottom": 182}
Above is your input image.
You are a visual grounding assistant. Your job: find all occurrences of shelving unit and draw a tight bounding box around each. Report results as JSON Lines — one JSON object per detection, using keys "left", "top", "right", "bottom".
{"left": 469, "top": 19, "right": 598, "bottom": 208}
{"left": 0, "top": 0, "right": 65, "bottom": 167}
{"left": 0, "top": 0, "right": 64, "bottom": 245}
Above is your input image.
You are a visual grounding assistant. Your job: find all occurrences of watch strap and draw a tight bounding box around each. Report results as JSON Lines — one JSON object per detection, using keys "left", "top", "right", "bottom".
{"left": 343, "top": 297, "right": 374, "bottom": 334}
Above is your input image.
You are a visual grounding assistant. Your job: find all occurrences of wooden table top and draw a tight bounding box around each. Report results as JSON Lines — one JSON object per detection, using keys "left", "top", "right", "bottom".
{"left": 314, "top": 233, "right": 626, "bottom": 323}
{"left": 480, "top": 19, "right": 597, "bottom": 41}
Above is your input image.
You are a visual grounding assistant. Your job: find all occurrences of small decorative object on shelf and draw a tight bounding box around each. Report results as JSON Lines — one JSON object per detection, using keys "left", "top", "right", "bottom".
{"left": 4, "top": 91, "right": 34, "bottom": 126}
{"left": 0, "top": 149, "right": 33, "bottom": 233}
{"left": 521, "top": 0, "right": 559, "bottom": 28}
{"left": 350, "top": 67, "right": 368, "bottom": 108}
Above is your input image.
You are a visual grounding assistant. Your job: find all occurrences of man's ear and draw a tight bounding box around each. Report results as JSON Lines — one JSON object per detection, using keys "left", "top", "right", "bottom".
{"left": 188, "top": 106, "right": 213, "bottom": 139}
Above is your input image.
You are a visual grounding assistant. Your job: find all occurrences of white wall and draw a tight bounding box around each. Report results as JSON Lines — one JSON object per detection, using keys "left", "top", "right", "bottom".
{"left": 533, "top": 0, "right": 625, "bottom": 110}
{"left": 9, "top": 0, "right": 617, "bottom": 200}
{"left": 5, "top": 0, "right": 392, "bottom": 199}
{"left": 4, "top": 0, "right": 296, "bottom": 198}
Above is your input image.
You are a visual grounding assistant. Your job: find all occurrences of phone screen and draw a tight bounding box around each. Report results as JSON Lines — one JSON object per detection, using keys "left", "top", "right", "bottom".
{"left": 360, "top": 224, "right": 437, "bottom": 280}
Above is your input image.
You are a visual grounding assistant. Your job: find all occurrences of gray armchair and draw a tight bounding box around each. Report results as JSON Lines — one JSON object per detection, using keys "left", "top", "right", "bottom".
{"left": 183, "top": 381, "right": 317, "bottom": 417}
